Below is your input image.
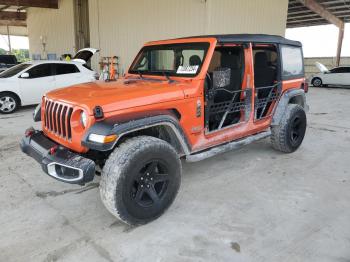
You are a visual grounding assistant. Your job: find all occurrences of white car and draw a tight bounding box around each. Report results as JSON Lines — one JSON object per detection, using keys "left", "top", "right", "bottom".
{"left": 0, "top": 48, "right": 99, "bottom": 114}
{"left": 311, "top": 62, "right": 350, "bottom": 87}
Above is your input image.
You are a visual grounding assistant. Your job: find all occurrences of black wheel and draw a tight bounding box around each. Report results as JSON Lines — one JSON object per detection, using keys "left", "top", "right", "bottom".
{"left": 312, "top": 77, "right": 322, "bottom": 87}
{"left": 271, "top": 104, "right": 307, "bottom": 153}
{"left": 0, "top": 93, "right": 19, "bottom": 114}
{"left": 100, "top": 136, "right": 181, "bottom": 225}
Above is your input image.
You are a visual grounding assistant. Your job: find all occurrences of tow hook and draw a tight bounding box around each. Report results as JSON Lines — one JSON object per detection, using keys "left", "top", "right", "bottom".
{"left": 49, "top": 145, "right": 58, "bottom": 155}
{"left": 24, "top": 127, "right": 36, "bottom": 137}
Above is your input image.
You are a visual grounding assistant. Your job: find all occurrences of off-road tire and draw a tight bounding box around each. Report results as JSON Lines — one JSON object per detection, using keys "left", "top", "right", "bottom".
{"left": 0, "top": 92, "right": 19, "bottom": 114}
{"left": 312, "top": 77, "right": 322, "bottom": 87}
{"left": 100, "top": 136, "right": 181, "bottom": 225}
{"left": 271, "top": 104, "right": 307, "bottom": 153}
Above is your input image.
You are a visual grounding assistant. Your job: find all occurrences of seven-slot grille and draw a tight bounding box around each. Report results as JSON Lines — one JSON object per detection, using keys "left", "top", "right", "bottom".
{"left": 44, "top": 99, "right": 73, "bottom": 140}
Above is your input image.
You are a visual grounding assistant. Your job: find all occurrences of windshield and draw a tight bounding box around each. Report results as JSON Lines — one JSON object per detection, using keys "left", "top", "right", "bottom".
{"left": 129, "top": 42, "right": 210, "bottom": 77}
{"left": 0, "top": 63, "right": 31, "bottom": 78}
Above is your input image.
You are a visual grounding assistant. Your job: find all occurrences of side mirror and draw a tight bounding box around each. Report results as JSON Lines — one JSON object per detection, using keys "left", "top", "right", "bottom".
{"left": 20, "top": 72, "right": 29, "bottom": 78}
{"left": 212, "top": 68, "right": 231, "bottom": 89}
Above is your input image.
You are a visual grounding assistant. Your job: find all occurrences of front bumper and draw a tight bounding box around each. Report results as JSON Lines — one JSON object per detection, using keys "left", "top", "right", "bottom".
{"left": 20, "top": 129, "right": 96, "bottom": 185}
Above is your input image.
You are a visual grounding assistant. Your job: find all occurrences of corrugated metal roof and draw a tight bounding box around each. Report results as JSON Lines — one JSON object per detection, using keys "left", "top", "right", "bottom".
{"left": 287, "top": 0, "right": 350, "bottom": 28}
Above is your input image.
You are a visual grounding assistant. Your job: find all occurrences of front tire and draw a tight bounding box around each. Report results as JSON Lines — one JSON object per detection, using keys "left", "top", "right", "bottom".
{"left": 271, "top": 104, "right": 307, "bottom": 153}
{"left": 0, "top": 93, "right": 19, "bottom": 114}
{"left": 100, "top": 136, "right": 181, "bottom": 225}
{"left": 312, "top": 77, "right": 322, "bottom": 87}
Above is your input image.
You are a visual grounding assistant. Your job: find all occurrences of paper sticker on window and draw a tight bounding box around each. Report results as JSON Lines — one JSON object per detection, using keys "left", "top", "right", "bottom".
{"left": 177, "top": 65, "right": 199, "bottom": 74}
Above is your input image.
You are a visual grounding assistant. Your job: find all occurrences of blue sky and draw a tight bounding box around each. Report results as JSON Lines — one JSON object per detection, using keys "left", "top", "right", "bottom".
{"left": 0, "top": 23, "right": 349, "bottom": 57}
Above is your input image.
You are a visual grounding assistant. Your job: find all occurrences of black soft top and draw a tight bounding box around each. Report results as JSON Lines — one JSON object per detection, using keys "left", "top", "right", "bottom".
{"left": 177, "top": 34, "right": 302, "bottom": 47}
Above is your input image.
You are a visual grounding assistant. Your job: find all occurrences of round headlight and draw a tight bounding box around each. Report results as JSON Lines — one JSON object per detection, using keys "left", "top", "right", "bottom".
{"left": 80, "top": 111, "right": 87, "bottom": 128}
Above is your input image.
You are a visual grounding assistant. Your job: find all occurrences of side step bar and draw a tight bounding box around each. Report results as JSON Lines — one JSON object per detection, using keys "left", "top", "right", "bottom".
{"left": 186, "top": 130, "right": 271, "bottom": 162}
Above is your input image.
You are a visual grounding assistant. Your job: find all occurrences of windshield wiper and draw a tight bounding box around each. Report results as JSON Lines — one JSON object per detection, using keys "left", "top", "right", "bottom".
{"left": 137, "top": 70, "right": 144, "bottom": 80}
{"left": 162, "top": 72, "right": 174, "bottom": 83}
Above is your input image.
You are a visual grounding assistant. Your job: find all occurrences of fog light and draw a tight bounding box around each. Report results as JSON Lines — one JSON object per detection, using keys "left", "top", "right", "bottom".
{"left": 88, "top": 134, "right": 117, "bottom": 144}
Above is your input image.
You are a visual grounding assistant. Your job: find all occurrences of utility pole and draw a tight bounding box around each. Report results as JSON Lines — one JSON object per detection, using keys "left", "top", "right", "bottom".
{"left": 6, "top": 24, "right": 11, "bottom": 54}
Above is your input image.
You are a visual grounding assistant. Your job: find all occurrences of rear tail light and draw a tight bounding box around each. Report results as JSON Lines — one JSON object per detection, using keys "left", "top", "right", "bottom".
{"left": 303, "top": 82, "right": 309, "bottom": 93}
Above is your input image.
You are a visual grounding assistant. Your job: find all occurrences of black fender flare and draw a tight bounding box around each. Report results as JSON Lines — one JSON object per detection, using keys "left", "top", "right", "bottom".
{"left": 82, "top": 111, "right": 191, "bottom": 155}
{"left": 271, "top": 89, "right": 309, "bottom": 126}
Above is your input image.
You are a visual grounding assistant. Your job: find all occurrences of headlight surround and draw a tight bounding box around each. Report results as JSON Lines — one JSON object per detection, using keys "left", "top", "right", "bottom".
{"left": 33, "top": 103, "right": 42, "bottom": 122}
{"left": 80, "top": 111, "right": 88, "bottom": 128}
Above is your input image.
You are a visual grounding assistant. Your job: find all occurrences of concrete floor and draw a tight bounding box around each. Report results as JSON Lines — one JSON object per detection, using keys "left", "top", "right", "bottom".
{"left": 0, "top": 87, "right": 349, "bottom": 262}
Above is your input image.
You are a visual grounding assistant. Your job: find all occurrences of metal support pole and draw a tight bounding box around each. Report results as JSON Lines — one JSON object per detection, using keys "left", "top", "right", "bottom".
{"left": 336, "top": 23, "right": 344, "bottom": 67}
{"left": 6, "top": 24, "right": 11, "bottom": 53}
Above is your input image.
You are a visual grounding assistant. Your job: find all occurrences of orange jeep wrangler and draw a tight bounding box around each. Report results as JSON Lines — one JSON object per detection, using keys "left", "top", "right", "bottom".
{"left": 21, "top": 34, "right": 308, "bottom": 225}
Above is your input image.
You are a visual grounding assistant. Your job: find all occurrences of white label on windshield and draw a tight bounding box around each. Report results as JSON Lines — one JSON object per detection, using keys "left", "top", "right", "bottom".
{"left": 177, "top": 65, "right": 199, "bottom": 74}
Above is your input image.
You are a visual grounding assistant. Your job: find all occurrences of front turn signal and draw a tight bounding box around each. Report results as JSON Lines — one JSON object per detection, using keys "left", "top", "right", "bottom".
{"left": 88, "top": 134, "right": 118, "bottom": 144}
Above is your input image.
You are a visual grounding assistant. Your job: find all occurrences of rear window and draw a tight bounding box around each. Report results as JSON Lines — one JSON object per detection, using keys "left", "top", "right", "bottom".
{"left": 330, "top": 67, "right": 350, "bottom": 73}
{"left": 281, "top": 46, "right": 304, "bottom": 78}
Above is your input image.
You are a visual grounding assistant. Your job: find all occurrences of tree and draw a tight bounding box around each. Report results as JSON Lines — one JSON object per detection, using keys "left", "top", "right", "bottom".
{"left": 12, "top": 49, "right": 30, "bottom": 62}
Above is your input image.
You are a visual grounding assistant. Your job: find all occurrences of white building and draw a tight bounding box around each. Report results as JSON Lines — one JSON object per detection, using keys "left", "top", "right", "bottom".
{"left": 25, "top": 0, "right": 289, "bottom": 72}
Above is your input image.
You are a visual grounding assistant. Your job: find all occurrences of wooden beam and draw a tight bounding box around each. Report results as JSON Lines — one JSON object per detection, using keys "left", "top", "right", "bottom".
{"left": 297, "top": 0, "right": 344, "bottom": 27}
{"left": 0, "top": 5, "right": 10, "bottom": 11}
{"left": 0, "top": 20, "right": 26, "bottom": 26}
{"left": 296, "top": 0, "right": 345, "bottom": 63}
{"left": 336, "top": 23, "right": 344, "bottom": 66}
{"left": 0, "top": 11, "right": 26, "bottom": 21}
{"left": 0, "top": 0, "right": 58, "bottom": 9}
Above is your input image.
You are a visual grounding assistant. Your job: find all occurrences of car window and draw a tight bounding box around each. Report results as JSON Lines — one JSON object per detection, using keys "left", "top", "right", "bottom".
{"left": 281, "top": 45, "right": 303, "bottom": 78}
{"left": 331, "top": 67, "right": 350, "bottom": 73}
{"left": 25, "top": 64, "right": 54, "bottom": 78}
{"left": 0, "top": 63, "right": 31, "bottom": 78}
{"left": 54, "top": 63, "right": 80, "bottom": 75}
{"left": 330, "top": 68, "right": 342, "bottom": 73}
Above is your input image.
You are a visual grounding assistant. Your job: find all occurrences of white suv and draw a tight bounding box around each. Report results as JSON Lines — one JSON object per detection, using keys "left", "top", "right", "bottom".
{"left": 0, "top": 48, "right": 99, "bottom": 114}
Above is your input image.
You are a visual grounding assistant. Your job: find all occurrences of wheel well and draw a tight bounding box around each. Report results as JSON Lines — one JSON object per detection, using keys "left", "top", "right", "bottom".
{"left": 116, "top": 125, "right": 186, "bottom": 156}
{"left": 289, "top": 95, "right": 305, "bottom": 108}
{"left": 0, "top": 91, "right": 21, "bottom": 105}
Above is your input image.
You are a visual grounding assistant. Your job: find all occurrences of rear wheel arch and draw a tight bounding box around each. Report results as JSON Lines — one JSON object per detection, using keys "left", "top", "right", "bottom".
{"left": 271, "top": 89, "right": 308, "bottom": 126}
{"left": 288, "top": 94, "right": 305, "bottom": 108}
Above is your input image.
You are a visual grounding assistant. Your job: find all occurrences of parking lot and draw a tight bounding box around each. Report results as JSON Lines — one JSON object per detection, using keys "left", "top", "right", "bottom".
{"left": 0, "top": 87, "right": 349, "bottom": 262}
